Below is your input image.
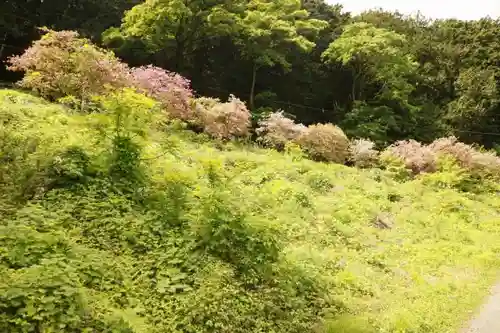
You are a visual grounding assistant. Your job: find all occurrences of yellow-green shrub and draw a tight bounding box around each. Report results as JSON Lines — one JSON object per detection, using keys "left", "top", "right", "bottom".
{"left": 296, "top": 123, "right": 349, "bottom": 163}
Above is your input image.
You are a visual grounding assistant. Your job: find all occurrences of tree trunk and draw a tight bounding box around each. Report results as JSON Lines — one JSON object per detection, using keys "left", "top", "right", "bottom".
{"left": 174, "top": 39, "right": 185, "bottom": 73}
{"left": 0, "top": 33, "right": 7, "bottom": 60}
{"left": 250, "top": 62, "right": 257, "bottom": 110}
{"left": 174, "top": 17, "right": 186, "bottom": 73}
{"left": 351, "top": 68, "right": 357, "bottom": 102}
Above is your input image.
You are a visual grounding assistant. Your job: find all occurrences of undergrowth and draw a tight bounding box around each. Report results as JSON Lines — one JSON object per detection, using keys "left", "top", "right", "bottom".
{"left": 1, "top": 89, "right": 500, "bottom": 333}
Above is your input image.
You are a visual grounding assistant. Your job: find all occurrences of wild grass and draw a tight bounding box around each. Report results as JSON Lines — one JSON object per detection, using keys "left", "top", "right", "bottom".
{"left": 1, "top": 89, "right": 500, "bottom": 333}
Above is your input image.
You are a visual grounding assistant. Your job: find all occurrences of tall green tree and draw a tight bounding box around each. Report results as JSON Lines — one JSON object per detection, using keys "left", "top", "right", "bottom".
{"left": 226, "top": 0, "right": 328, "bottom": 109}
{"left": 103, "top": 0, "right": 243, "bottom": 73}
{"left": 321, "top": 22, "right": 420, "bottom": 142}
{"left": 322, "top": 22, "right": 418, "bottom": 102}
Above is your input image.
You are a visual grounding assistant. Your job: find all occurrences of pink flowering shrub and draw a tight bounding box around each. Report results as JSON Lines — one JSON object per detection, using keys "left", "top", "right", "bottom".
{"left": 382, "top": 140, "right": 437, "bottom": 175}
{"left": 7, "top": 29, "right": 130, "bottom": 104}
{"left": 429, "top": 136, "right": 500, "bottom": 178}
{"left": 130, "top": 65, "right": 194, "bottom": 121}
{"left": 349, "top": 139, "right": 379, "bottom": 168}
{"left": 194, "top": 95, "right": 252, "bottom": 140}
{"left": 256, "top": 111, "right": 306, "bottom": 150}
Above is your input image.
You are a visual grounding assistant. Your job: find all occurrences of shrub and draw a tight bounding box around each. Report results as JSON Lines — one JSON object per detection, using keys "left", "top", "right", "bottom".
{"left": 195, "top": 95, "right": 252, "bottom": 140}
{"left": 131, "top": 65, "right": 194, "bottom": 122}
{"left": 296, "top": 123, "right": 349, "bottom": 163}
{"left": 382, "top": 140, "right": 437, "bottom": 175}
{"left": 192, "top": 96, "right": 220, "bottom": 126}
{"left": 256, "top": 111, "right": 306, "bottom": 150}
{"left": 47, "top": 146, "right": 93, "bottom": 188}
{"left": 349, "top": 139, "right": 379, "bottom": 168}
{"left": 90, "top": 89, "right": 159, "bottom": 191}
{"left": 91, "top": 88, "right": 160, "bottom": 138}
{"left": 7, "top": 29, "right": 130, "bottom": 106}
{"left": 429, "top": 136, "right": 500, "bottom": 179}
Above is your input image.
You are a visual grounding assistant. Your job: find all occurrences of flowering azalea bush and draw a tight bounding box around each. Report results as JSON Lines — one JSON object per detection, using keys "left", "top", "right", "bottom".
{"left": 256, "top": 111, "right": 306, "bottom": 150}
{"left": 348, "top": 138, "right": 379, "bottom": 168}
{"left": 130, "top": 65, "right": 194, "bottom": 121}
{"left": 429, "top": 136, "right": 500, "bottom": 178}
{"left": 194, "top": 95, "right": 252, "bottom": 140}
{"left": 7, "top": 29, "right": 130, "bottom": 105}
{"left": 382, "top": 140, "right": 437, "bottom": 175}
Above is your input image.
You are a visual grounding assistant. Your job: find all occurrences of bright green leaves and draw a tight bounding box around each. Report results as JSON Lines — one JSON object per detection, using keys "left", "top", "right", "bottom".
{"left": 228, "top": 0, "right": 327, "bottom": 108}
{"left": 446, "top": 67, "right": 500, "bottom": 134}
{"left": 91, "top": 88, "right": 160, "bottom": 140}
{"left": 321, "top": 22, "right": 420, "bottom": 142}
{"left": 119, "top": 0, "right": 193, "bottom": 49}
{"left": 322, "top": 22, "right": 418, "bottom": 102}
{"left": 106, "top": 0, "right": 243, "bottom": 71}
{"left": 235, "top": 0, "right": 327, "bottom": 68}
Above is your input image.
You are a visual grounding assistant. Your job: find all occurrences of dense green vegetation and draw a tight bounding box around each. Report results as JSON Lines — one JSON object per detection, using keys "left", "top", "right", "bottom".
{"left": 1, "top": 86, "right": 500, "bottom": 333}
{"left": 2, "top": 1, "right": 500, "bottom": 332}
{"left": 2, "top": 0, "right": 500, "bottom": 147}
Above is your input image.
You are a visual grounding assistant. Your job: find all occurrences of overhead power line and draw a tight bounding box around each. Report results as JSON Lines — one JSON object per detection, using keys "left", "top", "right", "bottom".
{"left": 204, "top": 85, "right": 336, "bottom": 114}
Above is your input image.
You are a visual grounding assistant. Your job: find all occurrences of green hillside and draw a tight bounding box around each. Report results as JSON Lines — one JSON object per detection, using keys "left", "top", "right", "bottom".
{"left": 2, "top": 88, "right": 500, "bottom": 333}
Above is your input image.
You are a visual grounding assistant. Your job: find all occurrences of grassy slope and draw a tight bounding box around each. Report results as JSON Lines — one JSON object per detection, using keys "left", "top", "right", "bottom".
{"left": 1, "top": 89, "right": 500, "bottom": 333}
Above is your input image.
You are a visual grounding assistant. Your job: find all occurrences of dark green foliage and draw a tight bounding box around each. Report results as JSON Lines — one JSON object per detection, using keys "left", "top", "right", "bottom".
{"left": 193, "top": 186, "right": 280, "bottom": 279}
{"left": 48, "top": 146, "right": 93, "bottom": 188}
{"left": 108, "top": 136, "right": 145, "bottom": 189}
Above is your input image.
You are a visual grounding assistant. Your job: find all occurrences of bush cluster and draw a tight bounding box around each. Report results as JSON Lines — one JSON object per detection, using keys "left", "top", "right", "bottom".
{"left": 6, "top": 28, "right": 500, "bottom": 184}
{"left": 131, "top": 65, "right": 193, "bottom": 121}
{"left": 429, "top": 136, "right": 500, "bottom": 178}
{"left": 382, "top": 139, "right": 437, "bottom": 175}
{"left": 379, "top": 136, "right": 500, "bottom": 189}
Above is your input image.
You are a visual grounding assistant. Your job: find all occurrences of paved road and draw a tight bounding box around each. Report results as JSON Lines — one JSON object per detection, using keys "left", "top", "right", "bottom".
{"left": 461, "top": 282, "right": 500, "bottom": 333}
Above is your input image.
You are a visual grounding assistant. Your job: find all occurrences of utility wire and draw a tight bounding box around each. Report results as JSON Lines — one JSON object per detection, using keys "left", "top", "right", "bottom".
{"left": 453, "top": 129, "right": 500, "bottom": 137}
{"left": 0, "top": 43, "right": 24, "bottom": 51}
{"left": 204, "top": 86, "right": 336, "bottom": 114}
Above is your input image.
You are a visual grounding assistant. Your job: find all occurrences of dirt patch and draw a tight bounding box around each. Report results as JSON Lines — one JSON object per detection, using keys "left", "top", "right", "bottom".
{"left": 461, "top": 282, "right": 500, "bottom": 333}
